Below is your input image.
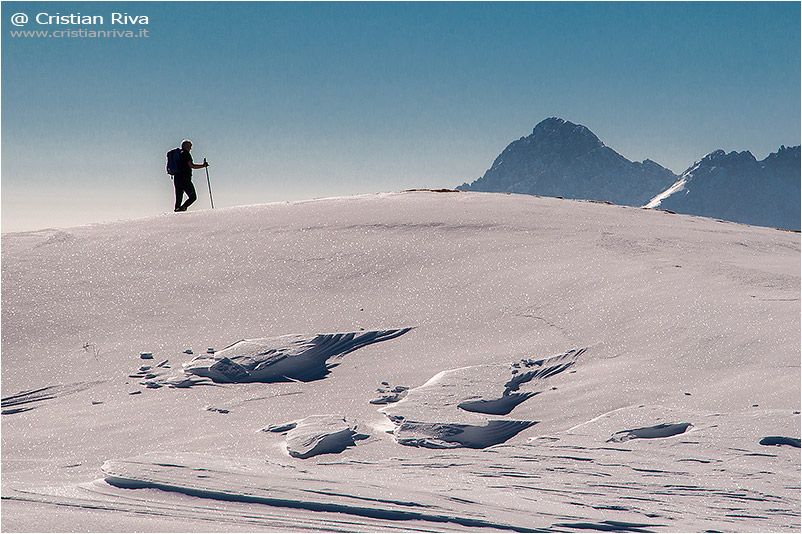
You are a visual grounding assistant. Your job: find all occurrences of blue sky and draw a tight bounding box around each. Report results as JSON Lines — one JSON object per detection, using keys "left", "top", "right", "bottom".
{"left": 2, "top": 1, "right": 800, "bottom": 231}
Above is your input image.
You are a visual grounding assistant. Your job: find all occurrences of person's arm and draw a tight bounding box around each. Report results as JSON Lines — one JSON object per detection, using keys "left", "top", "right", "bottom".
{"left": 189, "top": 160, "right": 208, "bottom": 169}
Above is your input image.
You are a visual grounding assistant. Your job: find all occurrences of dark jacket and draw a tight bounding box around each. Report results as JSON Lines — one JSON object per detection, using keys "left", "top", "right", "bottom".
{"left": 175, "top": 149, "right": 193, "bottom": 180}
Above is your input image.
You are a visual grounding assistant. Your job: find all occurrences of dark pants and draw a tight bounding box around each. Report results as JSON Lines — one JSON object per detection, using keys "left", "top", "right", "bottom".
{"left": 174, "top": 176, "right": 197, "bottom": 211}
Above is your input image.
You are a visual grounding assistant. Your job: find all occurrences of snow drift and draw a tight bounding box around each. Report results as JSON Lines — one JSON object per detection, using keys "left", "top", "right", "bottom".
{"left": 148, "top": 329, "right": 412, "bottom": 387}
{"left": 263, "top": 414, "right": 369, "bottom": 459}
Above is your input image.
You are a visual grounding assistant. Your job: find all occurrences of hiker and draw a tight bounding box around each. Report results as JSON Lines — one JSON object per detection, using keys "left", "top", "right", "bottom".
{"left": 171, "top": 140, "right": 208, "bottom": 212}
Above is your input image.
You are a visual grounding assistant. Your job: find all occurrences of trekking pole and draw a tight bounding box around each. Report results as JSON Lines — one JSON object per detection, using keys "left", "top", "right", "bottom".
{"left": 204, "top": 158, "right": 214, "bottom": 209}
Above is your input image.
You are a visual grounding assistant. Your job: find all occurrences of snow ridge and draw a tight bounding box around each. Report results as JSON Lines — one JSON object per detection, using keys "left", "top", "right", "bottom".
{"left": 99, "top": 453, "right": 540, "bottom": 532}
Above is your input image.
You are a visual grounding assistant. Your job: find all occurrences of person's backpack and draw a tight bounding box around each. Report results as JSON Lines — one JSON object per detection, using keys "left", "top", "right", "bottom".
{"left": 166, "top": 148, "right": 181, "bottom": 175}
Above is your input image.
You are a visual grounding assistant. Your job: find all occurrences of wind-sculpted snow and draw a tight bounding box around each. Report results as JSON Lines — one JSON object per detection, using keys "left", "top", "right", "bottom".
{"left": 97, "top": 452, "right": 541, "bottom": 532}
{"left": 759, "top": 436, "right": 801, "bottom": 448}
{"left": 1, "top": 381, "right": 105, "bottom": 415}
{"left": 263, "top": 415, "right": 369, "bottom": 458}
{"left": 393, "top": 420, "right": 537, "bottom": 449}
{"left": 607, "top": 422, "right": 693, "bottom": 443}
{"left": 381, "top": 350, "right": 582, "bottom": 448}
{"left": 370, "top": 382, "right": 409, "bottom": 405}
{"left": 2, "top": 191, "right": 799, "bottom": 533}
{"left": 461, "top": 350, "right": 582, "bottom": 415}
{"left": 145, "top": 329, "right": 411, "bottom": 387}
{"left": 551, "top": 520, "right": 661, "bottom": 532}
{"left": 25, "top": 413, "right": 796, "bottom": 533}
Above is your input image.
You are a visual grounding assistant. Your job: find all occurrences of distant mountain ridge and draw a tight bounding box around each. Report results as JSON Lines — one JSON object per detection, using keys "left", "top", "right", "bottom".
{"left": 646, "top": 146, "right": 801, "bottom": 231}
{"left": 458, "top": 117, "right": 800, "bottom": 230}
{"left": 457, "top": 117, "right": 679, "bottom": 207}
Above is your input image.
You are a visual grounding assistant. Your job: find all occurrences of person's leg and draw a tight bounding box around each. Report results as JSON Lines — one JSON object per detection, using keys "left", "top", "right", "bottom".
{"left": 180, "top": 181, "right": 197, "bottom": 211}
{"left": 174, "top": 179, "right": 185, "bottom": 211}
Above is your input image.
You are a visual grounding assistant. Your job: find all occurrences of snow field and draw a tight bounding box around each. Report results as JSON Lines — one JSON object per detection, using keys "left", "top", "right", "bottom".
{"left": 2, "top": 191, "right": 799, "bottom": 532}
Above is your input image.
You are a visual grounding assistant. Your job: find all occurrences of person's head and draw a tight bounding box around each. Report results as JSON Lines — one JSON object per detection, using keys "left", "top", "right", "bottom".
{"left": 181, "top": 139, "right": 192, "bottom": 151}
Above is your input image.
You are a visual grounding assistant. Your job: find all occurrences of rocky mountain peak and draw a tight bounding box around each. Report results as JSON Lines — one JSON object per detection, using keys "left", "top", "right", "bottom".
{"left": 699, "top": 149, "right": 757, "bottom": 168}
{"left": 457, "top": 117, "right": 799, "bottom": 230}
{"left": 457, "top": 117, "right": 676, "bottom": 206}
{"left": 529, "top": 117, "right": 604, "bottom": 156}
